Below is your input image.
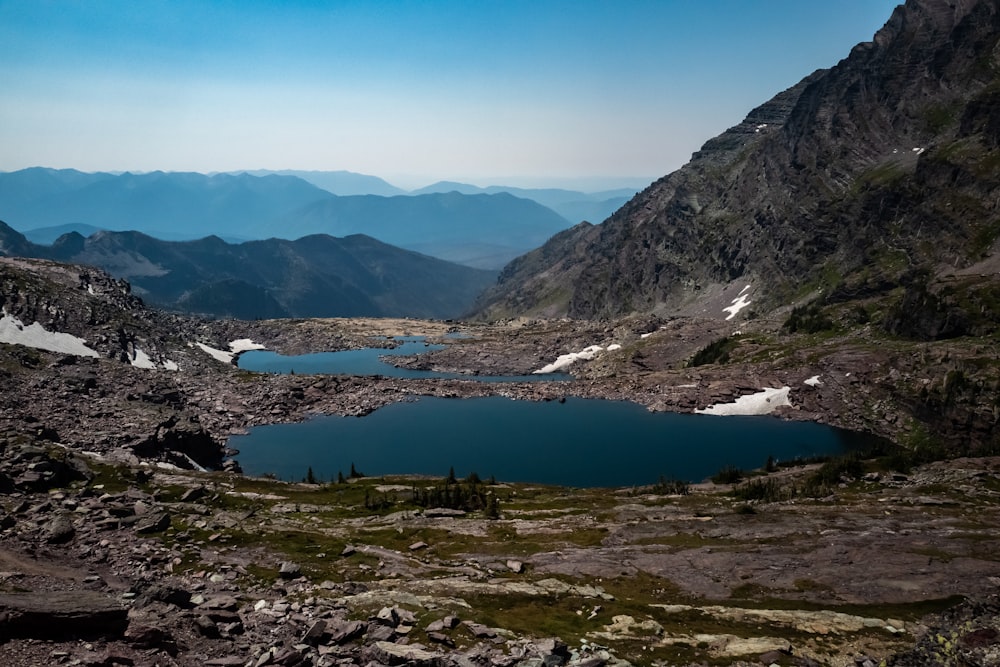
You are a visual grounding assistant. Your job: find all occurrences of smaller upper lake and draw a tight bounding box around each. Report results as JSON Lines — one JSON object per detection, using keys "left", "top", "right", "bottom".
{"left": 237, "top": 337, "right": 570, "bottom": 382}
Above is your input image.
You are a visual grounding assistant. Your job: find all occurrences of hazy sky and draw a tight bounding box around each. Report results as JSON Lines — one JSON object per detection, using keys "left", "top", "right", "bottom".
{"left": 1, "top": 1, "right": 900, "bottom": 189}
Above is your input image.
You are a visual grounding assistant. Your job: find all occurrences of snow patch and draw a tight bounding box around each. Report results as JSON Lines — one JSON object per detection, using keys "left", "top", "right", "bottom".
{"left": 130, "top": 347, "right": 157, "bottom": 369}
{"left": 195, "top": 342, "right": 234, "bottom": 364}
{"left": 229, "top": 338, "right": 266, "bottom": 353}
{"left": 162, "top": 359, "right": 180, "bottom": 371}
{"left": 534, "top": 345, "right": 605, "bottom": 374}
{"left": 641, "top": 325, "right": 668, "bottom": 339}
{"left": 606, "top": 343, "right": 622, "bottom": 351}
{"left": 0, "top": 310, "right": 100, "bottom": 357}
{"left": 804, "top": 375, "right": 822, "bottom": 387}
{"left": 695, "top": 386, "right": 792, "bottom": 416}
{"left": 723, "top": 285, "right": 752, "bottom": 321}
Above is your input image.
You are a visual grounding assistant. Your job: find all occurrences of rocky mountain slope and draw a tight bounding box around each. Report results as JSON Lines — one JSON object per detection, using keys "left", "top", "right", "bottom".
{"left": 0, "top": 222, "right": 496, "bottom": 320}
{"left": 475, "top": 0, "right": 1000, "bottom": 321}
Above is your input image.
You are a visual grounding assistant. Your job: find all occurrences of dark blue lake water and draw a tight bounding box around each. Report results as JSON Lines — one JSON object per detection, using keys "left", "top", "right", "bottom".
{"left": 237, "top": 337, "right": 569, "bottom": 382}
{"left": 230, "top": 396, "right": 868, "bottom": 487}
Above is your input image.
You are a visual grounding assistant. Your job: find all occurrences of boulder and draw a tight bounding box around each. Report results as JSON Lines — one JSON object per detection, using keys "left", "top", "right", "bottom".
{"left": 124, "top": 623, "right": 178, "bottom": 654}
{"left": 0, "top": 591, "right": 128, "bottom": 640}
{"left": 278, "top": 561, "right": 302, "bottom": 579}
{"left": 136, "top": 583, "right": 192, "bottom": 608}
{"left": 369, "top": 640, "right": 442, "bottom": 666}
{"left": 134, "top": 511, "right": 170, "bottom": 533}
{"left": 194, "top": 614, "right": 221, "bottom": 638}
{"left": 43, "top": 513, "right": 76, "bottom": 544}
{"left": 376, "top": 606, "right": 400, "bottom": 626}
{"left": 301, "top": 619, "right": 327, "bottom": 644}
{"left": 179, "top": 486, "right": 207, "bottom": 502}
{"left": 463, "top": 621, "right": 497, "bottom": 639}
{"left": 328, "top": 618, "right": 365, "bottom": 644}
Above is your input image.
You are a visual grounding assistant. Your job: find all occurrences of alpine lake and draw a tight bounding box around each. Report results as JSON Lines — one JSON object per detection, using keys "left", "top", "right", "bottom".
{"left": 231, "top": 337, "right": 876, "bottom": 487}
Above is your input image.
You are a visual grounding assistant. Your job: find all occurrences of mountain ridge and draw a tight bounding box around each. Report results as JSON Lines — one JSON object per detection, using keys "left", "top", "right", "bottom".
{"left": 0, "top": 220, "right": 496, "bottom": 320}
{"left": 474, "top": 0, "right": 1000, "bottom": 322}
{"left": 0, "top": 168, "right": 582, "bottom": 269}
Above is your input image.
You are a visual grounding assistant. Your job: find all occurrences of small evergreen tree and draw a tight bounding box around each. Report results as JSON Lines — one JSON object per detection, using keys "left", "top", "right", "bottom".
{"left": 485, "top": 493, "right": 500, "bottom": 519}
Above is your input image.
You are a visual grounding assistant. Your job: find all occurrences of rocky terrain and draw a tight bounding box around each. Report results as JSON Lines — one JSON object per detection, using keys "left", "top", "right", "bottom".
{"left": 2, "top": 255, "right": 1000, "bottom": 666}
{"left": 3, "top": 2, "right": 1000, "bottom": 665}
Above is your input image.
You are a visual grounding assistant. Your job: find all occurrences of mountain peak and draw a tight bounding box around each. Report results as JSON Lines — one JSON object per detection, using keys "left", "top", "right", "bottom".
{"left": 473, "top": 0, "right": 1000, "bottom": 321}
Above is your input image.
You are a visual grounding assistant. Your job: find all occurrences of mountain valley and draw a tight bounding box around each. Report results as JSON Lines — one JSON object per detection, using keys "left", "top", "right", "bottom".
{"left": 2, "top": 1, "right": 1000, "bottom": 666}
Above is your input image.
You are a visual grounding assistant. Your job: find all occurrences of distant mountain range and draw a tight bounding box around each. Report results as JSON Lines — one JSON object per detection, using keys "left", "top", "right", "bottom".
{"left": 235, "top": 169, "right": 407, "bottom": 197}
{"left": 262, "top": 191, "right": 572, "bottom": 268}
{"left": 0, "top": 168, "right": 638, "bottom": 269}
{"left": 0, "top": 221, "right": 496, "bottom": 320}
{"left": 409, "top": 181, "right": 639, "bottom": 227}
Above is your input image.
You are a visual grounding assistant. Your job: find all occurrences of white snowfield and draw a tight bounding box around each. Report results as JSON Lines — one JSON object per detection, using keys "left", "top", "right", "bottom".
{"left": 130, "top": 347, "right": 157, "bottom": 369}
{"left": 194, "top": 338, "right": 266, "bottom": 364}
{"left": 129, "top": 346, "right": 179, "bottom": 371}
{"left": 0, "top": 310, "right": 100, "bottom": 357}
{"left": 534, "top": 344, "right": 612, "bottom": 374}
{"left": 804, "top": 375, "right": 822, "bottom": 387}
{"left": 695, "top": 386, "right": 792, "bottom": 416}
{"left": 194, "top": 342, "right": 235, "bottom": 364}
{"left": 723, "top": 284, "right": 752, "bottom": 321}
{"left": 229, "top": 338, "right": 266, "bottom": 353}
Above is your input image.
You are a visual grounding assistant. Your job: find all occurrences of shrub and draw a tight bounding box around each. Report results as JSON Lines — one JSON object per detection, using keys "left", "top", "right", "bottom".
{"left": 783, "top": 302, "right": 835, "bottom": 334}
{"left": 712, "top": 464, "right": 743, "bottom": 485}
{"left": 732, "top": 478, "right": 787, "bottom": 503}
{"left": 652, "top": 475, "right": 690, "bottom": 495}
{"left": 688, "top": 336, "right": 739, "bottom": 367}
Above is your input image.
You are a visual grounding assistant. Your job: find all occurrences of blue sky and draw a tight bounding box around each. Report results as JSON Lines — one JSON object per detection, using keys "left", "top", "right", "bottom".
{"left": 0, "top": 1, "right": 900, "bottom": 189}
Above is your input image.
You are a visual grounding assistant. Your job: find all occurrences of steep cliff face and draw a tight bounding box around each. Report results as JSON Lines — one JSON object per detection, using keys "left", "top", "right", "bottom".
{"left": 476, "top": 0, "right": 1000, "bottom": 320}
